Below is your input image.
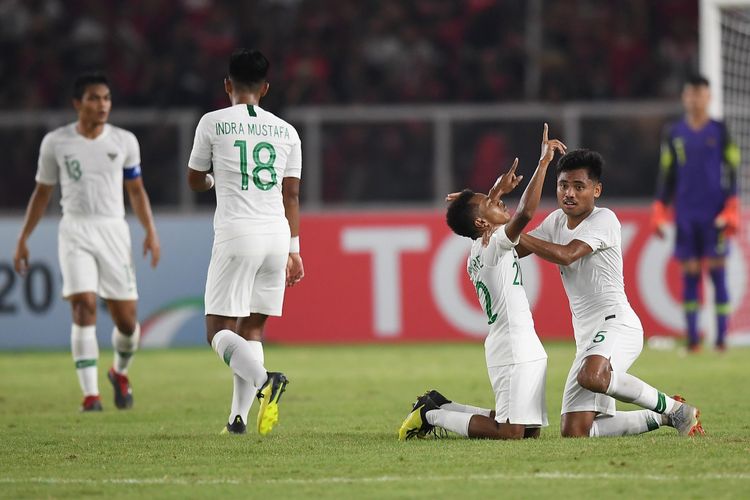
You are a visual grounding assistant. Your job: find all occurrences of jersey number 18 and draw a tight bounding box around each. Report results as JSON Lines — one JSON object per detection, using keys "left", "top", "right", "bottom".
{"left": 233, "top": 140, "right": 277, "bottom": 191}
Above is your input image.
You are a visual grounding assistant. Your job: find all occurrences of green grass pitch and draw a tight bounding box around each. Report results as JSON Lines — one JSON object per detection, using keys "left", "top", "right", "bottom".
{"left": 1, "top": 342, "right": 748, "bottom": 499}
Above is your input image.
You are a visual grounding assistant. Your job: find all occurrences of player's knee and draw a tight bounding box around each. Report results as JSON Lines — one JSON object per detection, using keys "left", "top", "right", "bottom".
{"left": 576, "top": 368, "right": 608, "bottom": 394}
{"left": 523, "top": 427, "right": 541, "bottom": 439}
{"left": 492, "top": 422, "right": 525, "bottom": 440}
{"left": 71, "top": 296, "right": 96, "bottom": 324}
{"left": 561, "top": 426, "right": 589, "bottom": 438}
{"left": 114, "top": 318, "right": 137, "bottom": 335}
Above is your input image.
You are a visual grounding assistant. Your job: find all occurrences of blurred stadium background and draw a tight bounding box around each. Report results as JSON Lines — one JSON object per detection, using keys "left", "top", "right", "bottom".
{"left": 1, "top": 0, "right": 749, "bottom": 350}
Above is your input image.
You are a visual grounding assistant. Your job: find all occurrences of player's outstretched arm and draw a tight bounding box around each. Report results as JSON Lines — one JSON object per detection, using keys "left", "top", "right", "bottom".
{"left": 505, "top": 124, "right": 566, "bottom": 242}
{"left": 519, "top": 233, "right": 592, "bottom": 266}
{"left": 14, "top": 182, "right": 54, "bottom": 276}
{"left": 125, "top": 177, "right": 160, "bottom": 268}
{"left": 282, "top": 177, "right": 304, "bottom": 287}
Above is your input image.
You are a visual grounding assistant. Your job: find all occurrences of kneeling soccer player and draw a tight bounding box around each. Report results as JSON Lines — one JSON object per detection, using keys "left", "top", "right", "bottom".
{"left": 518, "top": 149, "right": 704, "bottom": 438}
{"left": 398, "top": 125, "right": 566, "bottom": 440}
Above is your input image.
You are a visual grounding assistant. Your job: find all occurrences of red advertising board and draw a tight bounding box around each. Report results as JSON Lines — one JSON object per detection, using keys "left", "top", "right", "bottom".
{"left": 268, "top": 208, "right": 750, "bottom": 343}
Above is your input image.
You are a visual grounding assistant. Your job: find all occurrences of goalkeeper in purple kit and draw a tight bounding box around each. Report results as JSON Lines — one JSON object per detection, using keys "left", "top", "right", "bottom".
{"left": 652, "top": 75, "right": 741, "bottom": 352}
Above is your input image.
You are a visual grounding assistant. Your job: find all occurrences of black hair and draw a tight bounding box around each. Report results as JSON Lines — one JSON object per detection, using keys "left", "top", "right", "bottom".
{"left": 555, "top": 149, "right": 604, "bottom": 183}
{"left": 73, "top": 72, "right": 109, "bottom": 99}
{"left": 228, "top": 48, "right": 269, "bottom": 89}
{"left": 684, "top": 74, "right": 710, "bottom": 88}
{"left": 446, "top": 189, "right": 481, "bottom": 239}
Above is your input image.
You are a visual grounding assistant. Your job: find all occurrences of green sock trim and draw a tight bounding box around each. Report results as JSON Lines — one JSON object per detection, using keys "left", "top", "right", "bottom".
{"left": 654, "top": 392, "right": 667, "bottom": 413}
{"left": 716, "top": 303, "right": 731, "bottom": 315}
{"left": 683, "top": 301, "right": 699, "bottom": 312}
{"left": 646, "top": 413, "right": 660, "bottom": 431}
{"left": 117, "top": 351, "right": 134, "bottom": 359}
{"left": 222, "top": 344, "right": 237, "bottom": 366}
{"left": 75, "top": 359, "right": 97, "bottom": 369}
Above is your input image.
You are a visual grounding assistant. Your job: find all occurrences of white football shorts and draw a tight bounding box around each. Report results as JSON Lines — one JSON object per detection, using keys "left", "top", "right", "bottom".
{"left": 561, "top": 307, "right": 644, "bottom": 416}
{"left": 488, "top": 357, "right": 548, "bottom": 427}
{"left": 204, "top": 232, "right": 290, "bottom": 317}
{"left": 58, "top": 216, "right": 137, "bottom": 300}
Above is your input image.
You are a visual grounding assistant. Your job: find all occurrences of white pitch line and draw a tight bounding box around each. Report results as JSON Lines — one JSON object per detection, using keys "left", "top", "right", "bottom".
{"left": 1, "top": 472, "right": 749, "bottom": 486}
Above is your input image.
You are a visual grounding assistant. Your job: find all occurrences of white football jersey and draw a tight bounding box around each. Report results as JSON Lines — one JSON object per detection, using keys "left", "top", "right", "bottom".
{"left": 468, "top": 226, "right": 547, "bottom": 368}
{"left": 528, "top": 207, "right": 631, "bottom": 332}
{"left": 35, "top": 123, "right": 141, "bottom": 218}
{"left": 188, "top": 104, "right": 302, "bottom": 243}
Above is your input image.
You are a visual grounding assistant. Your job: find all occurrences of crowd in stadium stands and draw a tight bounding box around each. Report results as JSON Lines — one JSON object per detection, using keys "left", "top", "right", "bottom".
{"left": 0, "top": 0, "right": 698, "bottom": 206}
{"left": 0, "top": 0, "right": 698, "bottom": 109}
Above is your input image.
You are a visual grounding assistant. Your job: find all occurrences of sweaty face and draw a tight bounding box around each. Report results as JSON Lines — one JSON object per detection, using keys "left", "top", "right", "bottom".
{"left": 556, "top": 169, "right": 601, "bottom": 217}
{"left": 681, "top": 84, "right": 710, "bottom": 117}
{"left": 74, "top": 84, "right": 111, "bottom": 125}
{"left": 474, "top": 193, "right": 511, "bottom": 229}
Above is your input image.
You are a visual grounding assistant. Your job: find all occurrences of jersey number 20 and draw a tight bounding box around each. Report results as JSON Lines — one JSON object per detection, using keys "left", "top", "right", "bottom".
{"left": 233, "top": 140, "right": 277, "bottom": 191}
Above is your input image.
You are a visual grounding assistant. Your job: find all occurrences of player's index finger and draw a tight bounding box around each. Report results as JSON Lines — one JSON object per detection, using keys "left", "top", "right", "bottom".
{"left": 543, "top": 123, "right": 548, "bottom": 141}
{"left": 509, "top": 157, "right": 519, "bottom": 174}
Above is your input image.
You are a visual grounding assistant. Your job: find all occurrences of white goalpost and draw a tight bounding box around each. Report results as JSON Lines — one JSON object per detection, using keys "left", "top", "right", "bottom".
{"left": 701, "top": 0, "right": 750, "bottom": 344}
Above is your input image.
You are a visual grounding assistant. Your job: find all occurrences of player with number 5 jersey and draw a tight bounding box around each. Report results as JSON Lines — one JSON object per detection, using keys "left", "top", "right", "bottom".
{"left": 188, "top": 49, "right": 302, "bottom": 436}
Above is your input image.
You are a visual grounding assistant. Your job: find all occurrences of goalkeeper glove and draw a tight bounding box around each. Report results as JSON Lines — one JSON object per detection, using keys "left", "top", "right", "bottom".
{"left": 650, "top": 200, "right": 670, "bottom": 237}
{"left": 715, "top": 195, "right": 740, "bottom": 236}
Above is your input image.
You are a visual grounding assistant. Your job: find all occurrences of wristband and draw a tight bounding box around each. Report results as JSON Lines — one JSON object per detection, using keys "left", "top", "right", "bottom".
{"left": 206, "top": 173, "right": 215, "bottom": 189}
{"left": 290, "top": 236, "right": 300, "bottom": 253}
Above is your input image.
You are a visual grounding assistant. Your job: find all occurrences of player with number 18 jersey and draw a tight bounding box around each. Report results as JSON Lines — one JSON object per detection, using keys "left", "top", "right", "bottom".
{"left": 189, "top": 102, "right": 301, "bottom": 316}
{"left": 188, "top": 49, "right": 301, "bottom": 437}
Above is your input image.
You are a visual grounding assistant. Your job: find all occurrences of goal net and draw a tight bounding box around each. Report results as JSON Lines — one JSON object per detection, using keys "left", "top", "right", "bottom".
{"left": 701, "top": 0, "right": 750, "bottom": 344}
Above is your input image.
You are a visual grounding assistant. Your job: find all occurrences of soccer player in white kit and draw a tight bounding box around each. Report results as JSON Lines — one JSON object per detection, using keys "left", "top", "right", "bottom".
{"left": 13, "top": 73, "right": 161, "bottom": 412}
{"left": 187, "top": 49, "right": 303, "bottom": 436}
{"left": 518, "top": 149, "right": 704, "bottom": 438}
{"left": 398, "top": 125, "right": 566, "bottom": 440}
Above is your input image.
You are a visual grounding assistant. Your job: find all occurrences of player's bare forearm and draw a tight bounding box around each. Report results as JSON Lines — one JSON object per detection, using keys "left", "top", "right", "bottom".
{"left": 17, "top": 183, "right": 54, "bottom": 242}
{"left": 125, "top": 177, "right": 160, "bottom": 266}
{"left": 125, "top": 178, "right": 157, "bottom": 234}
{"left": 187, "top": 168, "right": 214, "bottom": 192}
{"left": 282, "top": 177, "right": 300, "bottom": 238}
{"left": 519, "top": 233, "right": 592, "bottom": 266}
{"left": 515, "top": 241, "right": 533, "bottom": 259}
{"left": 505, "top": 125, "right": 566, "bottom": 242}
{"left": 14, "top": 183, "right": 54, "bottom": 274}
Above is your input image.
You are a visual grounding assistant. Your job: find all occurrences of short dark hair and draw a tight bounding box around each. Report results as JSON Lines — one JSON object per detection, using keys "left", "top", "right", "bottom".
{"left": 73, "top": 72, "right": 109, "bottom": 99}
{"left": 446, "top": 189, "right": 481, "bottom": 239}
{"left": 228, "top": 48, "right": 269, "bottom": 89}
{"left": 685, "top": 74, "right": 710, "bottom": 88}
{"left": 555, "top": 149, "right": 604, "bottom": 183}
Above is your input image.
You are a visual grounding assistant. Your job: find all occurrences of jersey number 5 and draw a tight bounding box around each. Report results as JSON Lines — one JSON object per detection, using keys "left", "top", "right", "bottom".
{"left": 234, "top": 140, "right": 277, "bottom": 191}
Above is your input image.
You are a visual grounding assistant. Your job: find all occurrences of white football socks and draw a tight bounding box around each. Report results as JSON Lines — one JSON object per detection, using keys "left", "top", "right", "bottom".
{"left": 112, "top": 323, "right": 140, "bottom": 375}
{"left": 229, "top": 340, "right": 266, "bottom": 424}
{"left": 212, "top": 329, "right": 268, "bottom": 424}
{"left": 71, "top": 324, "right": 99, "bottom": 396}
{"left": 606, "top": 371, "right": 677, "bottom": 414}
{"left": 589, "top": 410, "right": 662, "bottom": 437}
{"left": 425, "top": 409, "right": 472, "bottom": 437}
{"left": 440, "top": 401, "right": 492, "bottom": 418}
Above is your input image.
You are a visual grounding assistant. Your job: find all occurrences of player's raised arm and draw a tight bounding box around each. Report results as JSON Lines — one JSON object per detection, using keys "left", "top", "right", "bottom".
{"left": 13, "top": 182, "right": 55, "bottom": 275}
{"left": 125, "top": 177, "right": 161, "bottom": 268}
{"left": 505, "top": 124, "right": 566, "bottom": 242}
{"left": 488, "top": 158, "right": 522, "bottom": 201}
